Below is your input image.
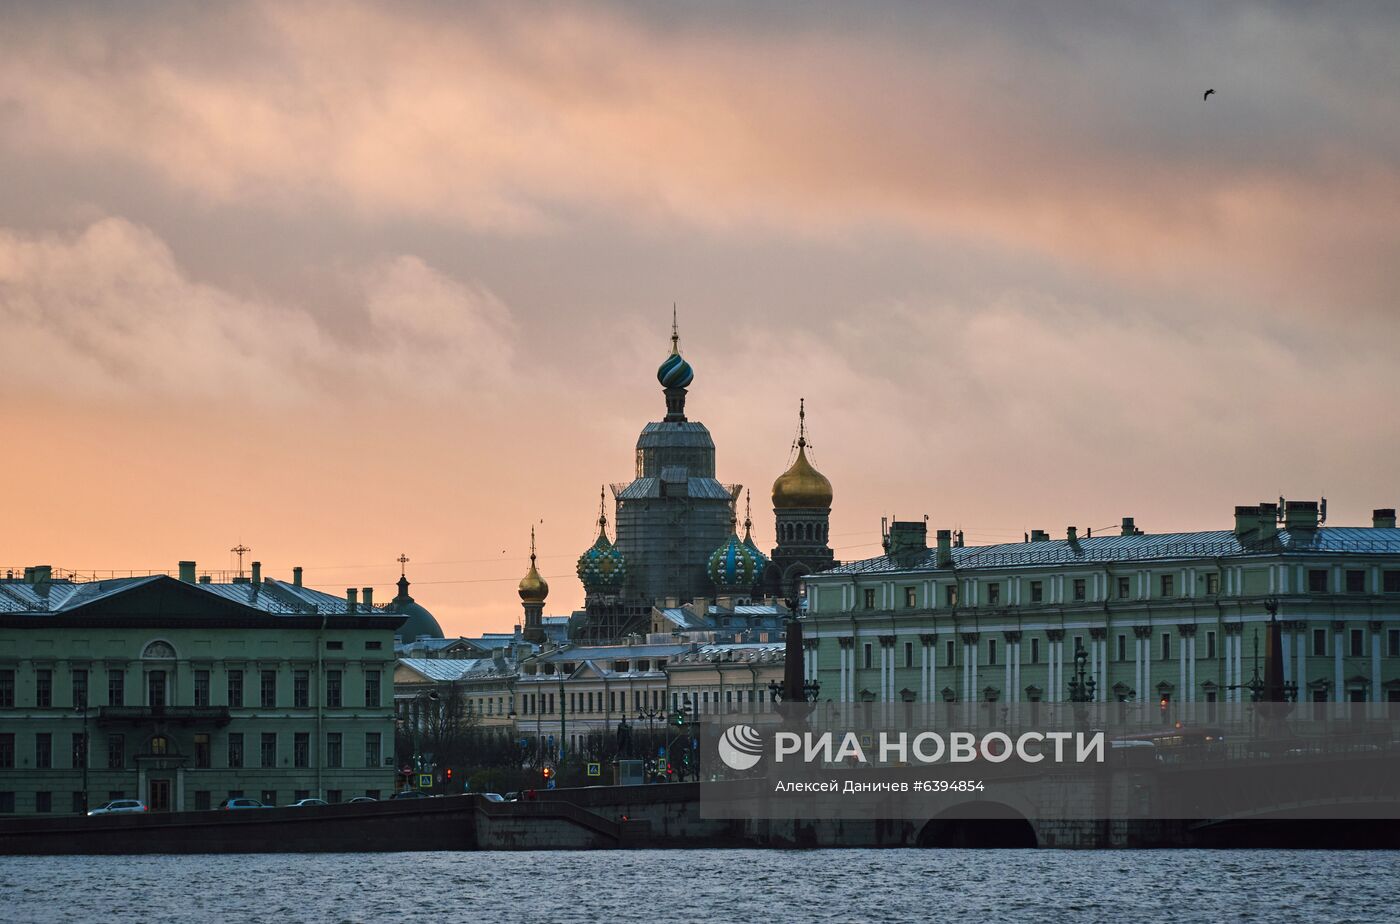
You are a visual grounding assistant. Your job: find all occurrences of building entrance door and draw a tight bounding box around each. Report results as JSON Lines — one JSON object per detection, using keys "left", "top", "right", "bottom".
{"left": 149, "top": 778, "right": 171, "bottom": 811}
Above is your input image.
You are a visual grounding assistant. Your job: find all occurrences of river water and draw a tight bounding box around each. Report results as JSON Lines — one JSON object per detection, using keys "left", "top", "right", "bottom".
{"left": 3, "top": 849, "right": 1396, "bottom": 923}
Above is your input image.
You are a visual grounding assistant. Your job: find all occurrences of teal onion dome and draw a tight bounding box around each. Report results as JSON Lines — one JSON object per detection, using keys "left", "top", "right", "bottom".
{"left": 708, "top": 527, "right": 766, "bottom": 588}
{"left": 577, "top": 517, "right": 627, "bottom": 592}
{"left": 657, "top": 351, "right": 694, "bottom": 389}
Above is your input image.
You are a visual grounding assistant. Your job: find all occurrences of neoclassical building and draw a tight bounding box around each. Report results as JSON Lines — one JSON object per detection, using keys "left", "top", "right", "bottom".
{"left": 0, "top": 564, "right": 400, "bottom": 815}
{"left": 800, "top": 503, "right": 1400, "bottom": 710}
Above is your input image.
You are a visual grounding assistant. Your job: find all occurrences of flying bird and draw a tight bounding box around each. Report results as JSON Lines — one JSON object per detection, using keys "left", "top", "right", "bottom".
{"left": 1203, "top": 88, "right": 1216, "bottom": 101}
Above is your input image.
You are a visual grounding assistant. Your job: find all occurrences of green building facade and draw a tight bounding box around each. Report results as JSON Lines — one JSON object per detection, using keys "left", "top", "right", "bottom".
{"left": 800, "top": 503, "right": 1400, "bottom": 710}
{"left": 0, "top": 566, "right": 402, "bottom": 815}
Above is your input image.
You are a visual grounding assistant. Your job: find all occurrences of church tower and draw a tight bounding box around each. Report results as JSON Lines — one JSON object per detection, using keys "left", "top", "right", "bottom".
{"left": 769, "top": 399, "right": 835, "bottom": 599}
{"left": 518, "top": 527, "right": 549, "bottom": 644}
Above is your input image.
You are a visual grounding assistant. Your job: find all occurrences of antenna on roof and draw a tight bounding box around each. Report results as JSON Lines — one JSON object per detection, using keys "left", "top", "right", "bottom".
{"left": 230, "top": 543, "right": 251, "bottom": 578}
{"left": 1320, "top": 496, "right": 1327, "bottom": 524}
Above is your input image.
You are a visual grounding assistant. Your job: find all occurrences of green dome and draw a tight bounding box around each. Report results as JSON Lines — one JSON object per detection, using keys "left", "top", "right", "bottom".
{"left": 708, "top": 527, "right": 766, "bottom": 588}
{"left": 386, "top": 575, "right": 443, "bottom": 640}
{"left": 577, "top": 515, "right": 627, "bottom": 592}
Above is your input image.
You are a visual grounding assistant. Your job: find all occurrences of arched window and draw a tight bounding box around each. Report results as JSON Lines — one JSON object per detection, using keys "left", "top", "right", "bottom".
{"left": 142, "top": 640, "right": 176, "bottom": 660}
{"left": 149, "top": 735, "right": 168, "bottom": 756}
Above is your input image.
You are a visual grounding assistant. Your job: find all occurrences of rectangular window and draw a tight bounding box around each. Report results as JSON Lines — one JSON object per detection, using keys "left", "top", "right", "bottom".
{"left": 863, "top": 643, "right": 872, "bottom": 670}
{"left": 193, "top": 670, "right": 210, "bottom": 707}
{"left": 1350, "top": 629, "right": 1364, "bottom": 657}
{"left": 35, "top": 733, "right": 51, "bottom": 769}
{"left": 904, "top": 642, "right": 914, "bottom": 669}
{"left": 1308, "top": 569, "right": 1328, "bottom": 593}
{"left": 1161, "top": 633, "right": 1171, "bottom": 660}
{"left": 326, "top": 671, "right": 342, "bottom": 708}
{"left": 1207, "top": 631, "right": 1217, "bottom": 660}
{"left": 1206, "top": 573, "right": 1220, "bottom": 595}
{"left": 1384, "top": 571, "right": 1400, "bottom": 594}
{"left": 326, "top": 733, "right": 342, "bottom": 768}
{"left": 227, "top": 733, "right": 244, "bottom": 769}
{"left": 35, "top": 670, "right": 52, "bottom": 708}
{"left": 146, "top": 670, "right": 166, "bottom": 707}
{"left": 365, "top": 733, "right": 381, "bottom": 768}
{"left": 904, "top": 587, "right": 916, "bottom": 608}
{"left": 194, "top": 791, "right": 211, "bottom": 811}
{"left": 365, "top": 641, "right": 382, "bottom": 650}
{"left": 260, "top": 733, "right": 277, "bottom": 769}
{"left": 1346, "top": 570, "right": 1366, "bottom": 594}
{"left": 294, "top": 733, "right": 309, "bottom": 769}
{"left": 194, "top": 734, "right": 210, "bottom": 769}
{"left": 987, "top": 583, "right": 1001, "bottom": 606}
{"left": 0, "top": 734, "right": 13, "bottom": 768}
{"left": 261, "top": 790, "right": 277, "bottom": 807}
{"left": 293, "top": 670, "right": 309, "bottom": 708}
{"left": 0, "top": 670, "right": 13, "bottom": 708}
{"left": 326, "top": 641, "right": 343, "bottom": 651}
{"left": 71, "top": 733, "right": 86, "bottom": 769}
{"left": 35, "top": 792, "right": 51, "bottom": 814}
{"left": 0, "top": 793, "right": 13, "bottom": 814}
{"left": 327, "top": 789, "right": 342, "bottom": 804}
{"left": 71, "top": 669, "right": 88, "bottom": 708}
{"left": 988, "top": 639, "right": 998, "bottom": 666}
{"left": 1073, "top": 579, "right": 1086, "bottom": 602}
{"left": 1031, "top": 638, "right": 1041, "bottom": 664}
{"left": 107, "top": 735, "right": 124, "bottom": 770}
{"left": 1117, "top": 634, "right": 1127, "bottom": 662}
{"left": 1312, "top": 628, "right": 1327, "bottom": 657}
{"left": 227, "top": 670, "right": 244, "bottom": 708}
{"left": 863, "top": 588, "right": 876, "bottom": 609}
{"left": 72, "top": 792, "right": 86, "bottom": 815}
{"left": 1160, "top": 575, "right": 1174, "bottom": 598}
{"left": 1389, "top": 629, "right": 1400, "bottom": 658}
{"left": 1118, "top": 576, "right": 1131, "bottom": 599}
{"left": 260, "top": 670, "right": 277, "bottom": 709}
{"left": 945, "top": 640, "right": 956, "bottom": 667}
{"left": 364, "top": 670, "right": 381, "bottom": 708}
{"left": 1030, "top": 581, "right": 1043, "bottom": 603}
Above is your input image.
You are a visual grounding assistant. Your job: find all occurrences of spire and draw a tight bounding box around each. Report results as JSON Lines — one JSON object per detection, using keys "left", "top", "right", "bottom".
{"left": 671, "top": 303, "right": 680, "bottom": 355}
{"left": 597, "top": 485, "right": 609, "bottom": 537}
{"left": 797, "top": 397, "right": 807, "bottom": 449}
{"left": 657, "top": 308, "right": 694, "bottom": 421}
{"left": 743, "top": 489, "right": 754, "bottom": 540}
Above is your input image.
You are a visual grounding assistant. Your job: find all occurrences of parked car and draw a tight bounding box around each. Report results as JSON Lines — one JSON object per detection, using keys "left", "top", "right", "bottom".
{"left": 480, "top": 792, "right": 506, "bottom": 803}
{"left": 390, "top": 789, "right": 430, "bottom": 800}
{"left": 347, "top": 796, "right": 378, "bottom": 804}
{"left": 217, "top": 797, "right": 266, "bottom": 810}
{"left": 87, "top": 799, "right": 147, "bottom": 816}
{"left": 503, "top": 792, "right": 520, "bottom": 802}
{"left": 288, "top": 798, "right": 328, "bottom": 807}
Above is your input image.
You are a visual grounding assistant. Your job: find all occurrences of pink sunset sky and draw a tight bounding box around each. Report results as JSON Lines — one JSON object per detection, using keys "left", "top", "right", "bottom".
{"left": 1, "top": 2, "right": 1397, "bottom": 635}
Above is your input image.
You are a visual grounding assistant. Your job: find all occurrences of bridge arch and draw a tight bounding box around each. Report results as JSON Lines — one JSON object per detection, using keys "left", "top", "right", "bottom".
{"left": 917, "top": 801, "right": 1038, "bottom": 848}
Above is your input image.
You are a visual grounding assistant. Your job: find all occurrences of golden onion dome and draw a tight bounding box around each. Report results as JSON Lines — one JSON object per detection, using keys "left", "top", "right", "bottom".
{"left": 518, "top": 528, "right": 549, "bottom": 604}
{"left": 772, "top": 443, "right": 833, "bottom": 509}
{"left": 772, "top": 399, "right": 833, "bottom": 510}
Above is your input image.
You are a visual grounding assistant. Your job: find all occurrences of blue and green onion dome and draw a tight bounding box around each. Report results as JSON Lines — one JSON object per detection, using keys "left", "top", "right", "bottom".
{"left": 708, "top": 529, "right": 767, "bottom": 588}
{"left": 577, "top": 526, "right": 627, "bottom": 591}
{"left": 657, "top": 351, "right": 694, "bottom": 389}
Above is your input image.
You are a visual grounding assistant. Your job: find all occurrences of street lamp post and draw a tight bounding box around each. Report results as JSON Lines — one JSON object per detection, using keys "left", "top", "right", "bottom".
{"left": 1067, "top": 643, "right": 1097, "bottom": 731}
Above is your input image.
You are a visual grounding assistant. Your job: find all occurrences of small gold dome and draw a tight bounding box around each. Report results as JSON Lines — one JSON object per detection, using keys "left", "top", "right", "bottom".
{"left": 518, "top": 528, "right": 549, "bottom": 604}
{"left": 772, "top": 443, "right": 833, "bottom": 509}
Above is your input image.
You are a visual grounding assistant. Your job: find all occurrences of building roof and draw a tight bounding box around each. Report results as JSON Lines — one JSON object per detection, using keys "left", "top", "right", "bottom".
{"left": 818, "top": 527, "right": 1400, "bottom": 577}
{"left": 397, "top": 658, "right": 494, "bottom": 682}
{"left": 0, "top": 573, "right": 394, "bottom": 618}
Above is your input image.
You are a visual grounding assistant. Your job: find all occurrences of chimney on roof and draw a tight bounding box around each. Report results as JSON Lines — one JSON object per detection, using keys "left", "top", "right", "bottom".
{"left": 292, "top": 566, "right": 303, "bottom": 587}
{"left": 1120, "top": 517, "right": 1139, "bottom": 537}
{"left": 1257, "top": 502, "right": 1279, "bottom": 541}
{"left": 251, "top": 561, "right": 262, "bottom": 584}
{"left": 1375, "top": 509, "right": 1397, "bottom": 529}
{"left": 346, "top": 588, "right": 358, "bottom": 613}
{"left": 362, "top": 587, "right": 373, "bottom": 609}
{"left": 178, "top": 561, "right": 197, "bottom": 583}
{"left": 198, "top": 575, "right": 212, "bottom": 584}
{"left": 1030, "top": 529, "right": 1049, "bottom": 542}
{"left": 1066, "top": 526, "right": 1078, "bottom": 544}
{"left": 1234, "top": 506, "right": 1260, "bottom": 540}
{"left": 1284, "top": 499, "right": 1318, "bottom": 532}
{"left": 887, "top": 521, "right": 928, "bottom": 566}
{"left": 936, "top": 529, "right": 953, "bottom": 567}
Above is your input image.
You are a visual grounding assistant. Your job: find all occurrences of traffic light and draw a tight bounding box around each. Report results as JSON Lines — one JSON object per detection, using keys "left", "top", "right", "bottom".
{"left": 542, "top": 766, "right": 554, "bottom": 782}
{"left": 445, "top": 768, "right": 453, "bottom": 783}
